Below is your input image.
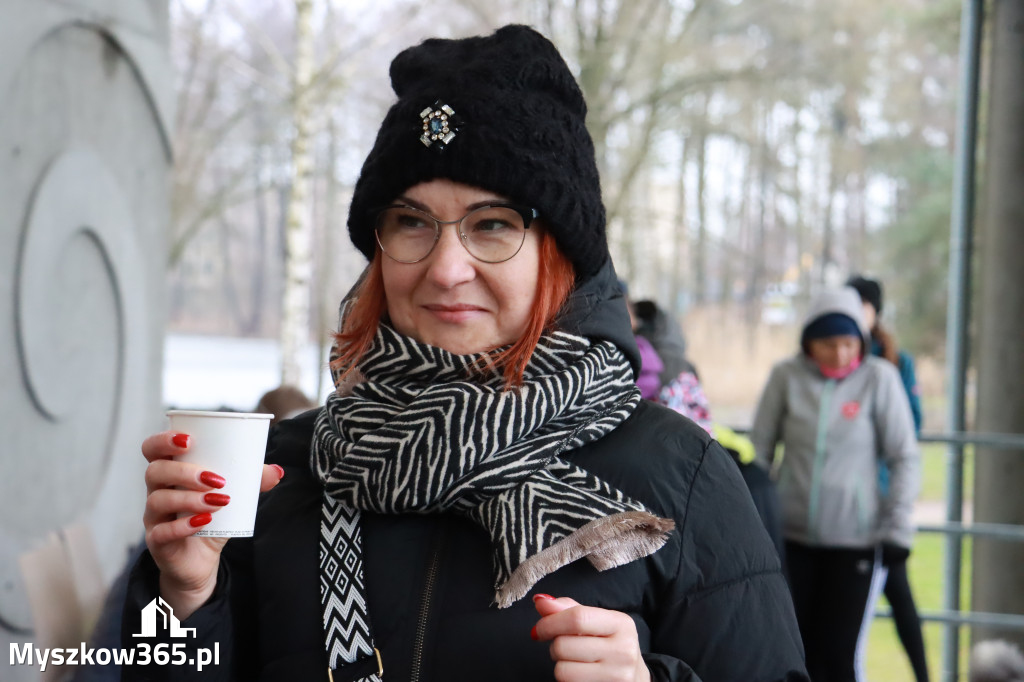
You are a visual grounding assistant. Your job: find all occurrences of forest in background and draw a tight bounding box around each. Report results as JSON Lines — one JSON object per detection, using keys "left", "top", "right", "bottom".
{"left": 166, "top": 0, "right": 963, "bottom": 420}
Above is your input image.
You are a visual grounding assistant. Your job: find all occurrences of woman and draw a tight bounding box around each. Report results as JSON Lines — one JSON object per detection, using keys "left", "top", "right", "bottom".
{"left": 751, "top": 287, "right": 921, "bottom": 682}
{"left": 124, "top": 26, "right": 807, "bottom": 681}
{"left": 848, "top": 274, "right": 929, "bottom": 682}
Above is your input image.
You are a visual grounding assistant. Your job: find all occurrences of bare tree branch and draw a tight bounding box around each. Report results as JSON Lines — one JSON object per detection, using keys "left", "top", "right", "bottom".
{"left": 224, "top": 0, "right": 293, "bottom": 80}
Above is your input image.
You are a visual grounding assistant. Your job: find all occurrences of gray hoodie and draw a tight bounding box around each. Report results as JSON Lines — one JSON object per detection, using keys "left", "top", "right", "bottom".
{"left": 751, "top": 287, "right": 920, "bottom": 549}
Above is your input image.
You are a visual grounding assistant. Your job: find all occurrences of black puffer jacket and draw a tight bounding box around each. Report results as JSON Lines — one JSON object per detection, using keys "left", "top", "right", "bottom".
{"left": 123, "top": 403, "right": 808, "bottom": 681}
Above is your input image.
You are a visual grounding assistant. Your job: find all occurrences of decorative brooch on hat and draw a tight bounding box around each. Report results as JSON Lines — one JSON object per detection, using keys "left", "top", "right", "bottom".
{"left": 419, "top": 101, "right": 462, "bottom": 151}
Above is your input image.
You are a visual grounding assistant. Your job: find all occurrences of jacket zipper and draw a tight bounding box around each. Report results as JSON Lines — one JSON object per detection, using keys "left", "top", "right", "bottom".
{"left": 807, "top": 378, "right": 836, "bottom": 543}
{"left": 410, "top": 529, "right": 446, "bottom": 682}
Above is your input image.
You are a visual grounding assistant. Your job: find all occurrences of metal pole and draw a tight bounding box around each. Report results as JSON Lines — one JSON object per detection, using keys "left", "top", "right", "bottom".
{"left": 943, "top": 0, "right": 984, "bottom": 679}
{"left": 920, "top": 432, "right": 1024, "bottom": 449}
{"left": 918, "top": 522, "right": 1024, "bottom": 542}
{"left": 972, "top": 0, "right": 1024, "bottom": 650}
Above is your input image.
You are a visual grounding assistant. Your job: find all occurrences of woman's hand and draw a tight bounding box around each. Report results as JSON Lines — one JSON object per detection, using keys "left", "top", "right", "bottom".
{"left": 531, "top": 593, "right": 651, "bottom": 682}
{"left": 141, "top": 431, "right": 284, "bottom": 620}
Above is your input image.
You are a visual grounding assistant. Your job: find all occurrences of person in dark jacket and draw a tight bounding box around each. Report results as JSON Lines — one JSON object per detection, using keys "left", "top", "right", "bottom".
{"left": 620, "top": 282, "right": 667, "bottom": 402}
{"left": 848, "top": 274, "right": 930, "bottom": 682}
{"left": 631, "top": 298, "right": 709, "bottom": 431}
{"left": 123, "top": 25, "right": 808, "bottom": 682}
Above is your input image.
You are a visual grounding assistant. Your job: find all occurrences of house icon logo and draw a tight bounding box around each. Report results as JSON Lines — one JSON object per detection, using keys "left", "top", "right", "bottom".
{"left": 132, "top": 597, "right": 197, "bottom": 638}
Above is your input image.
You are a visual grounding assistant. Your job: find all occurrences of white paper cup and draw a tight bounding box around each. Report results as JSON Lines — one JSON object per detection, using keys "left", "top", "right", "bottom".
{"left": 167, "top": 410, "right": 274, "bottom": 537}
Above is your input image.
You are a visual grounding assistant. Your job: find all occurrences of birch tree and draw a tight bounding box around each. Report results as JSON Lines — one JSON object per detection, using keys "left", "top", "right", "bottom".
{"left": 280, "top": 0, "right": 315, "bottom": 386}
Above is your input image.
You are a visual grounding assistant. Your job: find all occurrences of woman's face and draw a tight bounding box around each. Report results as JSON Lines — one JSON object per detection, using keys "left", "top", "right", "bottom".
{"left": 380, "top": 179, "right": 541, "bottom": 355}
{"left": 807, "top": 335, "right": 862, "bottom": 371}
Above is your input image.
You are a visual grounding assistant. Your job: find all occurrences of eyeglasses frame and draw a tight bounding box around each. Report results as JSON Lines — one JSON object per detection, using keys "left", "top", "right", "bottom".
{"left": 372, "top": 203, "right": 539, "bottom": 264}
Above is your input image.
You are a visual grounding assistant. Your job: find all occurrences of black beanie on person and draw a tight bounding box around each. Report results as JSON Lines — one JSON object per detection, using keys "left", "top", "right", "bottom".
{"left": 847, "top": 275, "right": 883, "bottom": 314}
{"left": 346, "top": 24, "right": 610, "bottom": 279}
{"left": 803, "top": 313, "right": 862, "bottom": 343}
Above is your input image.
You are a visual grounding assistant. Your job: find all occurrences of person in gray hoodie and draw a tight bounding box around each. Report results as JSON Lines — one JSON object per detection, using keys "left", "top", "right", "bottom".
{"left": 751, "top": 286, "right": 921, "bottom": 682}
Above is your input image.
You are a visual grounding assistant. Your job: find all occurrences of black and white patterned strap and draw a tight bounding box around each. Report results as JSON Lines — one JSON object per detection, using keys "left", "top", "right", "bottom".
{"left": 320, "top": 496, "right": 382, "bottom": 682}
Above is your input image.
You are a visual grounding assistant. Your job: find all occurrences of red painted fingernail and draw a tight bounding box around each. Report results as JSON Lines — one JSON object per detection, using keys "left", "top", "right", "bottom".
{"left": 270, "top": 464, "right": 285, "bottom": 479}
{"left": 204, "top": 493, "right": 230, "bottom": 507}
{"left": 171, "top": 433, "right": 190, "bottom": 449}
{"left": 530, "top": 625, "right": 539, "bottom": 641}
{"left": 533, "top": 593, "right": 555, "bottom": 601}
{"left": 199, "top": 471, "right": 226, "bottom": 489}
{"left": 189, "top": 513, "right": 212, "bottom": 527}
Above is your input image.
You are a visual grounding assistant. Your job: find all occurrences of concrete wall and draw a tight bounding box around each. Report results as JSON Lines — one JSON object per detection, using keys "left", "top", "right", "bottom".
{"left": 0, "top": 1, "right": 171, "bottom": 676}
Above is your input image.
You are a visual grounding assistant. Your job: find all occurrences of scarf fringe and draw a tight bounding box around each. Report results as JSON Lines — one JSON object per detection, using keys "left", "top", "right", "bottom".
{"left": 493, "top": 511, "right": 676, "bottom": 608}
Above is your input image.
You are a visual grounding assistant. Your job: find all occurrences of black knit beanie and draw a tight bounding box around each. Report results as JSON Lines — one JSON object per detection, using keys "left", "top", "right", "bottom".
{"left": 847, "top": 275, "right": 883, "bottom": 314}
{"left": 802, "top": 313, "right": 862, "bottom": 343}
{"left": 347, "top": 25, "right": 609, "bottom": 278}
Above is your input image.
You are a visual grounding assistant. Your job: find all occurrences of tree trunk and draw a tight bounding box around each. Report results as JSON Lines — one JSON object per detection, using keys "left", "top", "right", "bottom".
{"left": 280, "top": 0, "right": 315, "bottom": 387}
{"left": 847, "top": 169, "right": 867, "bottom": 271}
{"left": 717, "top": 181, "right": 734, "bottom": 308}
{"left": 791, "top": 113, "right": 811, "bottom": 307}
{"left": 747, "top": 106, "right": 770, "bottom": 324}
{"left": 736, "top": 142, "right": 752, "bottom": 303}
{"left": 248, "top": 109, "right": 268, "bottom": 337}
{"left": 694, "top": 124, "right": 708, "bottom": 305}
{"left": 217, "top": 216, "right": 243, "bottom": 334}
{"left": 818, "top": 143, "right": 838, "bottom": 286}
{"left": 671, "top": 132, "right": 688, "bottom": 316}
{"left": 316, "top": 112, "right": 340, "bottom": 402}
{"left": 970, "top": 0, "right": 1024, "bottom": 649}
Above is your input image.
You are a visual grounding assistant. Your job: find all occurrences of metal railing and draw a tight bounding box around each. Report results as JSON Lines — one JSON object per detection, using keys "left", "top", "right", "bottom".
{"left": 909, "top": 430, "right": 1024, "bottom": 681}
{"left": 733, "top": 425, "right": 1024, "bottom": 679}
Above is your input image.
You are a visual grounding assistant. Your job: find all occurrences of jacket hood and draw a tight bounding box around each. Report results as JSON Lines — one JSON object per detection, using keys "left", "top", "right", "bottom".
{"left": 556, "top": 259, "right": 641, "bottom": 379}
{"left": 801, "top": 287, "right": 870, "bottom": 351}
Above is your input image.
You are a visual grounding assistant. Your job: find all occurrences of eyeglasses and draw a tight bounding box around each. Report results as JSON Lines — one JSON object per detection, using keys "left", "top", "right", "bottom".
{"left": 374, "top": 203, "right": 538, "bottom": 264}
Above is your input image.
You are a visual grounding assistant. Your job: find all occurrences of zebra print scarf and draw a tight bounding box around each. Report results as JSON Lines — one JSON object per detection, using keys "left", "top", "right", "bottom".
{"left": 311, "top": 322, "right": 675, "bottom": 675}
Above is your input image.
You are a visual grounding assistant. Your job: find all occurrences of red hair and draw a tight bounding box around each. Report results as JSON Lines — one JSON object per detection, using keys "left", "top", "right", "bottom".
{"left": 330, "top": 230, "right": 576, "bottom": 388}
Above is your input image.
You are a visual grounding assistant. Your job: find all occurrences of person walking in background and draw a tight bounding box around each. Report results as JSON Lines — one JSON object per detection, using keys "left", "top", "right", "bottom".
{"left": 630, "top": 299, "right": 688, "bottom": 386}
{"left": 620, "top": 282, "right": 666, "bottom": 402}
{"left": 630, "top": 297, "right": 712, "bottom": 433}
{"left": 847, "top": 274, "right": 930, "bottom": 682}
{"left": 847, "top": 275, "right": 922, "bottom": 433}
{"left": 751, "top": 286, "right": 921, "bottom": 682}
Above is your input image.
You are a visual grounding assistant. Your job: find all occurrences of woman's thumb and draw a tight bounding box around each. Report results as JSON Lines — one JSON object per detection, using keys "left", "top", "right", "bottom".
{"left": 532, "top": 593, "right": 577, "bottom": 616}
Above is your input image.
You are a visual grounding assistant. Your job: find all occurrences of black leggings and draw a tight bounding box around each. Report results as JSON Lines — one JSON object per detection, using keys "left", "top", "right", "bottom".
{"left": 884, "top": 558, "right": 930, "bottom": 682}
{"left": 785, "top": 541, "right": 886, "bottom": 682}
